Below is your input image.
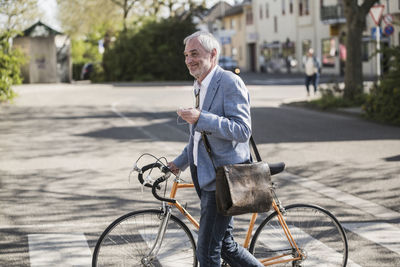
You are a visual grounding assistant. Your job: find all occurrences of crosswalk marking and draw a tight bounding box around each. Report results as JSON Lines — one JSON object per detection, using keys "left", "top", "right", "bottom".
{"left": 255, "top": 223, "right": 362, "bottom": 267}
{"left": 281, "top": 172, "right": 400, "bottom": 220}
{"left": 28, "top": 234, "right": 91, "bottom": 266}
{"left": 343, "top": 222, "right": 400, "bottom": 255}
{"left": 18, "top": 171, "right": 399, "bottom": 266}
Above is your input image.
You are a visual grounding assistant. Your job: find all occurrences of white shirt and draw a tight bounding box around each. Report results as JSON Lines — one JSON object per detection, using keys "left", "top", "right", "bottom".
{"left": 193, "top": 65, "right": 217, "bottom": 166}
{"left": 305, "top": 57, "right": 316, "bottom": 76}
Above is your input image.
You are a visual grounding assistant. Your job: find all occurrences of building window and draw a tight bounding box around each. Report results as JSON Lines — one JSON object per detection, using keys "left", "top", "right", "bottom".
{"left": 290, "top": 0, "right": 293, "bottom": 14}
{"left": 266, "top": 3, "right": 269, "bottom": 18}
{"left": 302, "top": 39, "right": 311, "bottom": 56}
{"left": 274, "top": 16, "right": 278, "bottom": 33}
{"left": 299, "top": 0, "right": 310, "bottom": 16}
{"left": 246, "top": 9, "right": 254, "bottom": 25}
{"left": 238, "top": 18, "right": 241, "bottom": 31}
{"left": 231, "top": 18, "right": 235, "bottom": 29}
{"left": 299, "top": 1, "right": 303, "bottom": 16}
{"left": 260, "top": 5, "right": 263, "bottom": 19}
{"left": 305, "top": 0, "right": 310, "bottom": 15}
{"left": 282, "top": 0, "right": 286, "bottom": 15}
{"left": 321, "top": 38, "right": 336, "bottom": 68}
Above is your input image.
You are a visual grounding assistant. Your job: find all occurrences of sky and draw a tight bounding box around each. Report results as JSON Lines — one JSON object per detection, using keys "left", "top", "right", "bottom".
{"left": 37, "top": 0, "right": 60, "bottom": 30}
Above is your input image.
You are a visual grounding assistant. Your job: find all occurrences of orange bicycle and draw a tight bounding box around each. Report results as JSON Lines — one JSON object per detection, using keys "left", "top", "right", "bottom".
{"left": 92, "top": 154, "right": 348, "bottom": 266}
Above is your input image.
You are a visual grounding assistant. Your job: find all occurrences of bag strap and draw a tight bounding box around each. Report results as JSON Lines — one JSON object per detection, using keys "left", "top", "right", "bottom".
{"left": 201, "top": 133, "right": 262, "bottom": 171}
{"left": 201, "top": 133, "right": 217, "bottom": 170}
{"left": 249, "top": 135, "right": 262, "bottom": 162}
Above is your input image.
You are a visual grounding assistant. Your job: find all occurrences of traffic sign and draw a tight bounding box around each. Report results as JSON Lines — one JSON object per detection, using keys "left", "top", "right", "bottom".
{"left": 220, "top": 36, "right": 231, "bottom": 45}
{"left": 383, "top": 14, "right": 393, "bottom": 25}
{"left": 371, "top": 27, "right": 382, "bottom": 39}
{"left": 369, "top": 4, "right": 385, "bottom": 26}
{"left": 384, "top": 24, "right": 394, "bottom": 36}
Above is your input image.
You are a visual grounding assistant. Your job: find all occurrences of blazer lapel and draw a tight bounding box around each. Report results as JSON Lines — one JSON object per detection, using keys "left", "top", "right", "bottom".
{"left": 202, "top": 66, "right": 223, "bottom": 111}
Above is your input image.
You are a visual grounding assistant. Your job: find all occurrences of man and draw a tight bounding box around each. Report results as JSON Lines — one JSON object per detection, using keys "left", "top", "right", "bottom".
{"left": 167, "top": 31, "right": 262, "bottom": 267}
{"left": 303, "top": 48, "right": 321, "bottom": 96}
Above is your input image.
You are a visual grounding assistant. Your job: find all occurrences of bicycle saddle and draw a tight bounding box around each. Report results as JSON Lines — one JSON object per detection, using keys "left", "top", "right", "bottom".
{"left": 269, "top": 162, "right": 285, "bottom": 176}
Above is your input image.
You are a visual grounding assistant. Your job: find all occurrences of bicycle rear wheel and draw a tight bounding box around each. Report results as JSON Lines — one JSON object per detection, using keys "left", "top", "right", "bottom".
{"left": 249, "top": 204, "right": 348, "bottom": 266}
{"left": 92, "top": 209, "right": 197, "bottom": 267}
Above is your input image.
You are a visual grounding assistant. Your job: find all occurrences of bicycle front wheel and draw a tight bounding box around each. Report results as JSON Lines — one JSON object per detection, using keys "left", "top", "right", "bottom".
{"left": 249, "top": 204, "right": 348, "bottom": 266}
{"left": 92, "top": 209, "right": 197, "bottom": 267}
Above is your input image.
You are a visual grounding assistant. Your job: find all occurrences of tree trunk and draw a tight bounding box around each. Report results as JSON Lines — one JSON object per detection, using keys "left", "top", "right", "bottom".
{"left": 343, "top": 13, "right": 365, "bottom": 100}
{"left": 342, "top": 0, "right": 378, "bottom": 101}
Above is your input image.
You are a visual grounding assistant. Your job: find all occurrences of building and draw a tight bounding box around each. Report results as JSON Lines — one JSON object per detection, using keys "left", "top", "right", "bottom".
{"left": 220, "top": 4, "right": 247, "bottom": 71}
{"left": 13, "top": 21, "right": 71, "bottom": 83}
{"left": 217, "top": 0, "right": 400, "bottom": 77}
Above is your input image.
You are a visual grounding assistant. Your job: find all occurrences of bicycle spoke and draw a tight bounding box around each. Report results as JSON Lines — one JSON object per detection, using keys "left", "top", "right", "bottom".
{"left": 93, "top": 210, "right": 197, "bottom": 266}
{"left": 250, "top": 204, "right": 348, "bottom": 266}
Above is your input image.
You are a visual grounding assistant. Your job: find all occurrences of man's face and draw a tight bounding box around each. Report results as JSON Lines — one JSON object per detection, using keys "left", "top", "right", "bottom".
{"left": 184, "top": 38, "right": 215, "bottom": 81}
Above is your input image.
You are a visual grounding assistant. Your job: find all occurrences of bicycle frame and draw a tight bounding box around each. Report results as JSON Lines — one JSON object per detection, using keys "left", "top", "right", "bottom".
{"left": 166, "top": 178, "right": 305, "bottom": 266}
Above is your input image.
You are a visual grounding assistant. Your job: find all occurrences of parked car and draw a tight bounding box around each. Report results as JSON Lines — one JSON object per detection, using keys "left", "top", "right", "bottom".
{"left": 81, "top": 63, "right": 93, "bottom": 80}
{"left": 218, "top": 56, "right": 240, "bottom": 75}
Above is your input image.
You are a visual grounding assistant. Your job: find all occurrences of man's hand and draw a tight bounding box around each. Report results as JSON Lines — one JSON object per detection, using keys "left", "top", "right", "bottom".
{"left": 177, "top": 108, "right": 200, "bottom": 125}
{"left": 167, "top": 162, "right": 180, "bottom": 175}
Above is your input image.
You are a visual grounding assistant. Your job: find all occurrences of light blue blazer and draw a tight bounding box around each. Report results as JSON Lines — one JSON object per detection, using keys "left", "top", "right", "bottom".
{"left": 173, "top": 66, "right": 252, "bottom": 191}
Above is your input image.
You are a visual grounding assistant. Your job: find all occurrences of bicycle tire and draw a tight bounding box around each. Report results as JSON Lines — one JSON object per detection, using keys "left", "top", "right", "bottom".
{"left": 249, "top": 204, "right": 348, "bottom": 267}
{"left": 92, "top": 209, "right": 197, "bottom": 267}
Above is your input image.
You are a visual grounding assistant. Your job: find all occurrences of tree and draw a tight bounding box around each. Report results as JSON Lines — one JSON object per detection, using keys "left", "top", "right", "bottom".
{"left": 0, "top": 30, "right": 24, "bottom": 102}
{"left": 342, "top": 0, "right": 379, "bottom": 101}
{"left": 102, "top": 16, "right": 196, "bottom": 81}
{"left": 109, "top": 0, "right": 141, "bottom": 31}
{"left": 0, "top": 0, "right": 42, "bottom": 31}
{"left": 56, "top": 0, "right": 120, "bottom": 38}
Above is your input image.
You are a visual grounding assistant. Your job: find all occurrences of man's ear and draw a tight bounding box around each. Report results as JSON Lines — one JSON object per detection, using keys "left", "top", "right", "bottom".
{"left": 211, "top": 48, "right": 217, "bottom": 59}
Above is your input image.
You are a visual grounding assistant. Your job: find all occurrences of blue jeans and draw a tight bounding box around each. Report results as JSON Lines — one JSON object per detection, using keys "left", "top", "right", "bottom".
{"left": 197, "top": 190, "right": 263, "bottom": 267}
{"left": 305, "top": 73, "right": 319, "bottom": 93}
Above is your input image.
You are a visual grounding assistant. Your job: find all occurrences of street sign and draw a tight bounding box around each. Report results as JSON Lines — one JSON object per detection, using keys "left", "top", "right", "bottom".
{"left": 220, "top": 36, "right": 231, "bottom": 45}
{"left": 371, "top": 27, "right": 382, "bottom": 39}
{"left": 384, "top": 24, "right": 394, "bottom": 36}
{"left": 369, "top": 4, "right": 385, "bottom": 26}
{"left": 383, "top": 14, "right": 393, "bottom": 25}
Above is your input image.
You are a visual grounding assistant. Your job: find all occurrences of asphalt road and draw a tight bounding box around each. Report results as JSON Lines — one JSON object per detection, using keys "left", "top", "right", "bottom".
{"left": 0, "top": 80, "right": 399, "bottom": 266}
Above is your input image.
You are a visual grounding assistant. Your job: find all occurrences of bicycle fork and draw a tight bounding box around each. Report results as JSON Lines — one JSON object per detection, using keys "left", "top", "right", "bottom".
{"left": 263, "top": 200, "right": 305, "bottom": 266}
{"left": 243, "top": 198, "right": 306, "bottom": 266}
{"left": 141, "top": 205, "right": 172, "bottom": 266}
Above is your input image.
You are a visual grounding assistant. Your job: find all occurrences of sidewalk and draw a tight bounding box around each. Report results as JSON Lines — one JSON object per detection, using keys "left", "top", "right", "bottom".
{"left": 240, "top": 71, "right": 344, "bottom": 85}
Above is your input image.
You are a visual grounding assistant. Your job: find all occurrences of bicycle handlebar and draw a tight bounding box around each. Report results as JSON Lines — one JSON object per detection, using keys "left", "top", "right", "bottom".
{"left": 137, "top": 162, "right": 176, "bottom": 203}
{"left": 152, "top": 176, "right": 176, "bottom": 203}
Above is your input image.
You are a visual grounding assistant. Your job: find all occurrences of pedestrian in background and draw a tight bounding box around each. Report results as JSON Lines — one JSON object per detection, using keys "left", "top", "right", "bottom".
{"left": 303, "top": 48, "right": 321, "bottom": 96}
{"left": 168, "top": 31, "right": 263, "bottom": 267}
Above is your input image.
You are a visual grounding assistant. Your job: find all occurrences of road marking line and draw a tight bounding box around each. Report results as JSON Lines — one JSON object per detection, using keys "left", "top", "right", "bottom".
{"left": 111, "top": 102, "right": 160, "bottom": 141}
{"left": 111, "top": 102, "right": 188, "bottom": 153}
{"left": 343, "top": 222, "right": 400, "bottom": 256}
{"left": 28, "top": 233, "right": 91, "bottom": 266}
{"left": 281, "top": 172, "right": 400, "bottom": 220}
{"left": 0, "top": 222, "right": 108, "bottom": 229}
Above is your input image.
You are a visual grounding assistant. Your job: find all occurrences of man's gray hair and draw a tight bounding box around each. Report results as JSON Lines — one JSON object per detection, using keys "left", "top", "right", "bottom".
{"left": 184, "top": 31, "right": 221, "bottom": 62}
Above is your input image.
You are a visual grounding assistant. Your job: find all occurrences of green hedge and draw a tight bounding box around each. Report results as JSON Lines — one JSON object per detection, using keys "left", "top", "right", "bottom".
{"left": 103, "top": 16, "right": 196, "bottom": 81}
{"left": 72, "top": 62, "right": 85, "bottom": 80}
{"left": 363, "top": 46, "right": 400, "bottom": 126}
